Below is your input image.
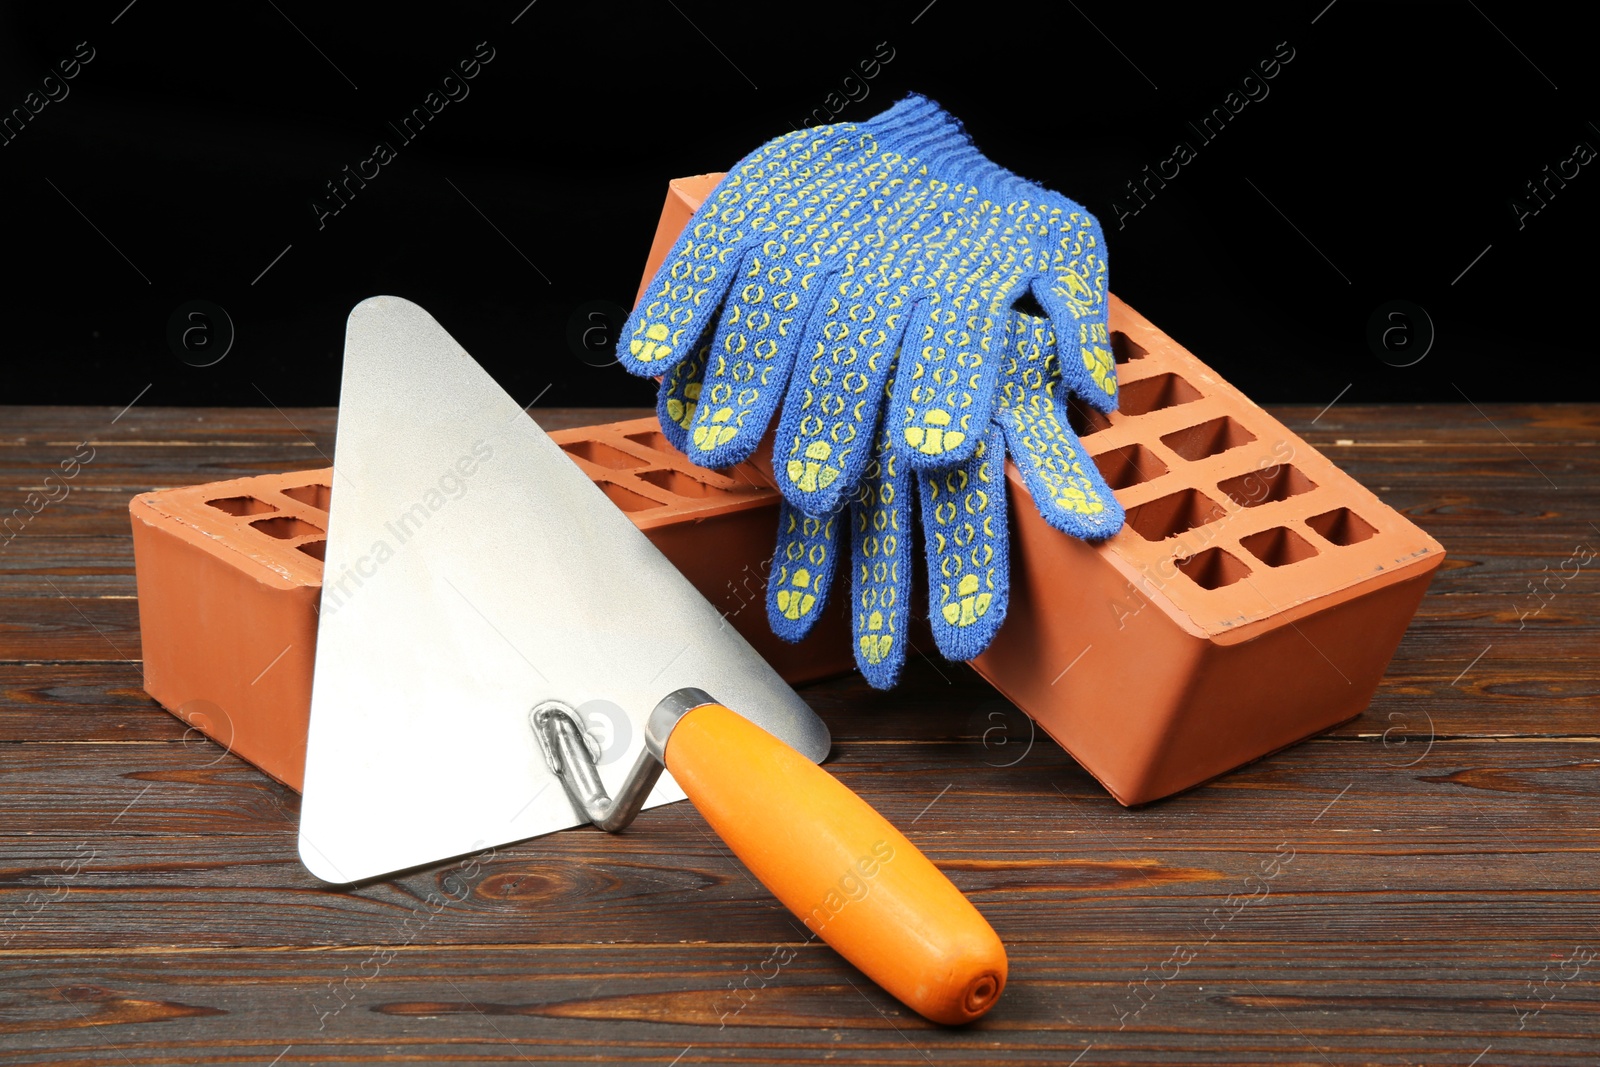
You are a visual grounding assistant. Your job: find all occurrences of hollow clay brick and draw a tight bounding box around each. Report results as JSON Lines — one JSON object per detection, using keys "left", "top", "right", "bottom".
{"left": 641, "top": 174, "right": 1446, "bottom": 805}
{"left": 130, "top": 428, "right": 852, "bottom": 792}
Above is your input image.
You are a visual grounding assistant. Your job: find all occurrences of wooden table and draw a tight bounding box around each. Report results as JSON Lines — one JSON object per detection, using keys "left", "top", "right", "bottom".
{"left": 2, "top": 404, "right": 1595, "bottom": 1066}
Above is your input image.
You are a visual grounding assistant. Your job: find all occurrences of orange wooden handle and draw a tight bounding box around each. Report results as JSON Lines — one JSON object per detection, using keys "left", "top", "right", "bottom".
{"left": 663, "top": 703, "right": 1006, "bottom": 1024}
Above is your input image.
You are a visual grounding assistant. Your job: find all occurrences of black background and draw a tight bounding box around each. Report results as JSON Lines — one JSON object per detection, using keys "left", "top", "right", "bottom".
{"left": 0, "top": 0, "right": 1593, "bottom": 411}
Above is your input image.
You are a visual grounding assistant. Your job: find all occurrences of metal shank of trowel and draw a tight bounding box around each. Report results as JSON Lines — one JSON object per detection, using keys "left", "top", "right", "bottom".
{"left": 530, "top": 687, "right": 715, "bottom": 833}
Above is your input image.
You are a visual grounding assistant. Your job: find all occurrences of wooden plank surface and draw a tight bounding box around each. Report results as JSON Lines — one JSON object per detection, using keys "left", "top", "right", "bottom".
{"left": 1, "top": 404, "right": 1597, "bottom": 1066}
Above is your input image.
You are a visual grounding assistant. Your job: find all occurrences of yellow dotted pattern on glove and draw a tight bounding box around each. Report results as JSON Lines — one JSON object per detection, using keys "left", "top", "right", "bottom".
{"left": 1078, "top": 319, "right": 1114, "bottom": 399}
{"left": 1001, "top": 315, "right": 1111, "bottom": 517}
{"left": 782, "top": 179, "right": 992, "bottom": 499}
{"left": 772, "top": 511, "right": 835, "bottom": 622}
{"left": 923, "top": 433, "right": 1001, "bottom": 629}
{"left": 662, "top": 342, "right": 710, "bottom": 433}
{"left": 687, "top": 148, "right": 897, "bottom": 454}
{"left": 901, "top": 211, "right": 1022, "bottom": 458}
{"left": 855, "top": 443, "right": 903, "bottom": 666}
{"left": 779, "top": 170, "right": 955, "bottom": 497}
{"left": 1013, "top": 200, "right": 1114, "bottom": 403}
{"left": 628, "top": 125, "right": 859, "bottom": 369}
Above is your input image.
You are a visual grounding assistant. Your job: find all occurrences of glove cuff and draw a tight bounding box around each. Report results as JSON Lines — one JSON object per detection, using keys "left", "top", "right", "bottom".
{"left": 865, "top": 94, "right": 1055, "bottom": 202}
{"left": 863, "top": 93, "right": 969, "bottom": 157}
{"left": 865, "top": 94, "right": 1001, "bottom": 190}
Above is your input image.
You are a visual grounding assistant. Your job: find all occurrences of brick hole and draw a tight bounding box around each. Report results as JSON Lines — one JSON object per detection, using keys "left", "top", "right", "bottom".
{"left": 1218, "top": 465, "right": 1317, "bottom": 508}
{"left": 281, "top": 482, "right": 331, "bottom": 512}
{"left": 625, "top": 429, "right": 678, "bottom": 454}
{"left": 1117, "top": 372, "right": 1202, "bottom": 417}
{"left": 1111, "top": 331, "right": 1147, "bottom": 364}
{"left": 1092, "top": 443, "right": 1168, "bottom": 491}
{"left": 1175, "top": 547, "right": 1251, "bottom": 590}
{"left": 638, "top": 468, "right": 744, "bottom": 499}
{"left": 297, "top": 540, "right": 327, "bottom": 562}
{"left": 1161, "top": 416, "right": 1257, "bottom": 462}
{"left": 1240, "top": 526, "right": 1319, "bottom": 568}
{"left": 251, "top": 516, "right": 325, "bottom": 539}
{"left": 561, "top": 440, "right": 645, "bottom": 470}
{"left": 1125, "top": 488, "right": 1228, "bottom": 541}
{"left": 1066, "top": 395, "right": 1112, "bottom": 438}
{"left": 1306, "top": 507, "right": 1378, "bottom": 546}
{"left": 206, "top": 495, "right": 277, "bottom": 517}
{"left": 598, "top": 482, "right": 662, "bottom": 513}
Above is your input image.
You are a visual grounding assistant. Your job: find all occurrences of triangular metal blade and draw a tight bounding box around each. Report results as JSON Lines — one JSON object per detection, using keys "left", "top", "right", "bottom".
{"left": 298, "top": 296, "right": 829, "bottom": 883}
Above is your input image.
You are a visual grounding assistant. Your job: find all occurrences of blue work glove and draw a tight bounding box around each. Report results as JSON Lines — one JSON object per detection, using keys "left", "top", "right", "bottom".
{"left": 769, "top": 310, "right": 1124, "bottom": 688}
{"left": 623, "top": 94, "right": 978, "bottom": 480}
{"left": 622, "top": 94, "right": 1124, "bottom": 685}
{"left": 628, "top": 95, "right": 1112, "bottom": 523}
{"left": 889, "top": 177, "right": 1117, "bottom": 479}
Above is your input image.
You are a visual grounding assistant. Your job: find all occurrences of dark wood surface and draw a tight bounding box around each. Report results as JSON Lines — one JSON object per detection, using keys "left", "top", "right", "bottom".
{"left": 1, "top": 403, "right": 1596, "bottom": 1066}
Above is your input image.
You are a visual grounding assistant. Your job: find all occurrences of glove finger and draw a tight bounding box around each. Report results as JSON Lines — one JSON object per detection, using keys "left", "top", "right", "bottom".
{"left": 1029, "top": 274, "right": 1116, "bottom": 414}
{"left": 851, "top": 440, "right": 912, "bottom": 689}
{"left": 920, "top": 422, "right": 1009, "bottom": 661}
{"left": 683, "top": 241, "right": 831, "bottom": 467}
{"left": 891, "top": 197, "right": 1026, "bottom": 471}
{"left": 621, "top": 193, "right": 751, "bottom": 379}
{"left": 896, "top": 260, "right": 1024, "bottom": 472}
{"left": 655, "top": 334, "right": 712, "bottom": 454}
{"left": 770, "top": 273, "right": 912, "bottom": 517}
{"left": 681, "top": 149, "right": 929, "bottom": 470}
{"left": 997, "top": 313, "right": 1125, "bottom": 540}
{"left": 1023, "top": 197, "right": 1115, "bottom": 413}
{"left": 620, "top": 125, "right": 858, "bottom": 379}
{"left": 766, "top": 501, "right": 844, "bottom": 642}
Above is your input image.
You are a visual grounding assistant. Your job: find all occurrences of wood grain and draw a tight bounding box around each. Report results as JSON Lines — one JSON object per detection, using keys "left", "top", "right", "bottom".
{"left": 2, "top": 941, "right": 1594, "bottom": 1065}
{"left": 1, "top": 404, "right": 1596, "bottom": 1066}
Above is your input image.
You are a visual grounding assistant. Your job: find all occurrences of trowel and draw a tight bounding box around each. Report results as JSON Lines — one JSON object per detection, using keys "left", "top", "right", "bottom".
{"left": 298, "top": 296, "right": 1006, "bottom": 1024}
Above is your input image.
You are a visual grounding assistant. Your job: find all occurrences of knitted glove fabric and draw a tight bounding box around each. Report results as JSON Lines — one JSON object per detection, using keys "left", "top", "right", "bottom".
{"left": 651, "top": 172, "right": 1117, "bottom": 476}
{"left": 629, "top": 95, "right": 1110, "bottom": 522}
{"left": 769, "top": 310, "right": 1124, "bottom": 687}
{"left": 623, "top": 96, "right": 980, "bottom": 480}
{"left": 889, "top": 178, "right": 1116, "bottom": 480}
